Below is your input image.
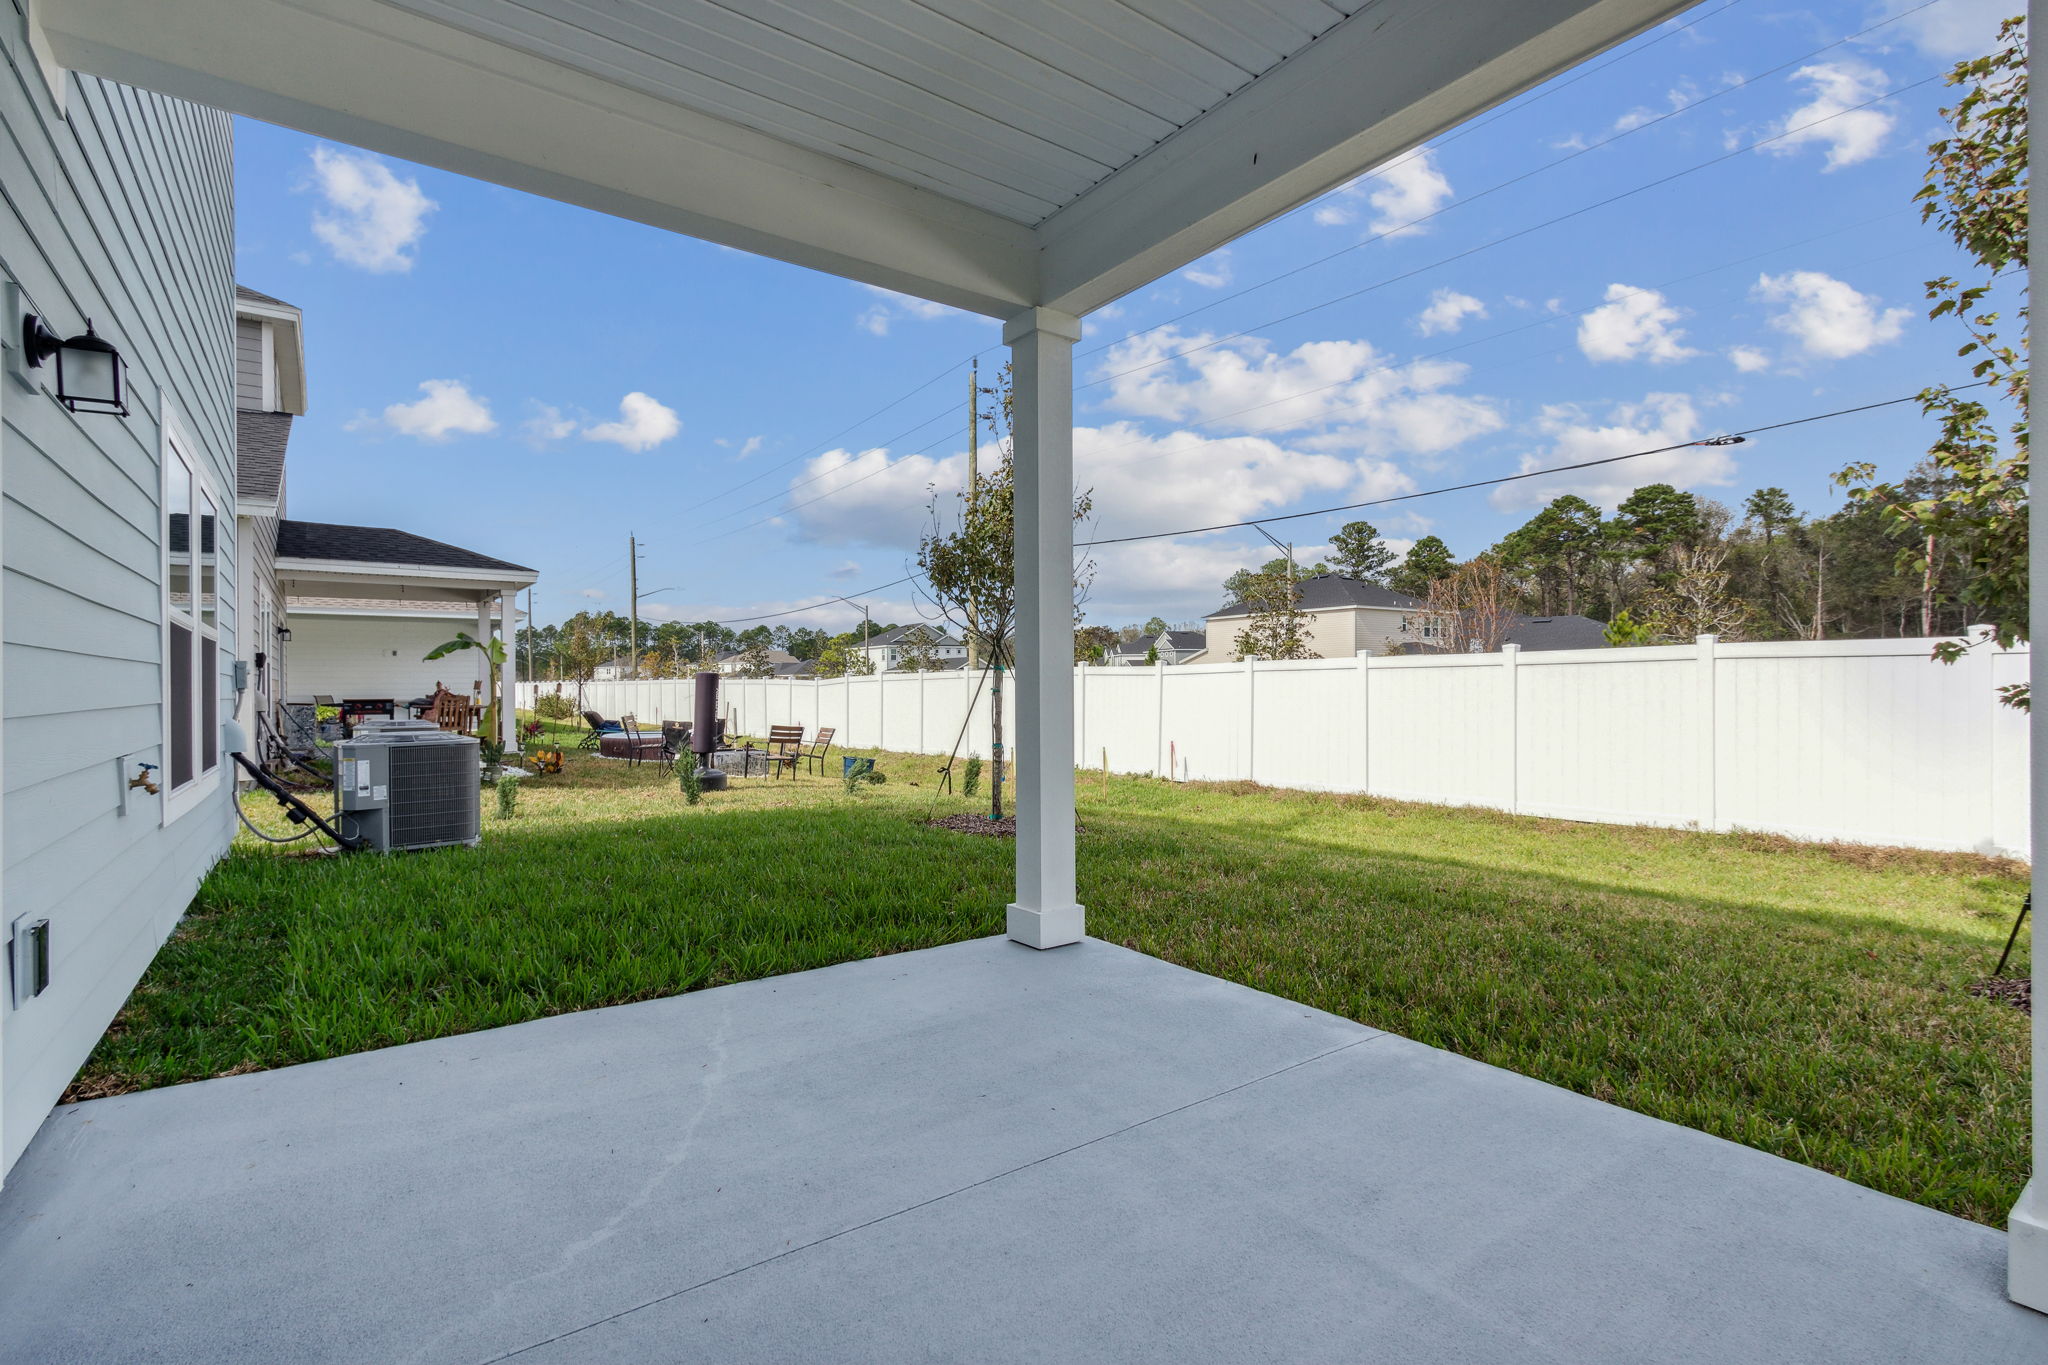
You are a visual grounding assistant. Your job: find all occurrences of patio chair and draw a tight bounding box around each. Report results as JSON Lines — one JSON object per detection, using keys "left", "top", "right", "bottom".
{"left": 617, "top": 714, "right": 665, "bottom": 768}
{"left": 765, "top": 724, "right": 805, "bottom": 779}
{"left": 579, "top": 709, "right": 621, "bottom": 750}
{"left": 801, "top": 727, "right": 837, "bottom": 776}
{"left": 658, "top": 722, "right": 691, "bottom": 775}
{"left": 429, "top": 689, "right": 471, "bottom": 733}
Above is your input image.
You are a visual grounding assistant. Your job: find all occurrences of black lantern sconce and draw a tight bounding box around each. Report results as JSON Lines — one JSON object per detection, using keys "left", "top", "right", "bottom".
{"left": 275, "top": 623, "right": 293, "bottom": 644}
{"left": 21, "top": 314, "right": 128, "bottom": 416}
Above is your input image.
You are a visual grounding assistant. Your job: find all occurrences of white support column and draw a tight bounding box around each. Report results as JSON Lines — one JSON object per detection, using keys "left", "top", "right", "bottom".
{"left": 474, "top": 596, "right": 491, "bottom": 709}
{"left": 2012, "top": 0, "right": 2047, "bottom": 1307}
{"left": 499, "top": 589, "right": 518, "bottom": 752}
{"left": 2012, "top": 0, "right": 2047, "bottom": 1305}
{"left": 1003, "top": 306, "right": 1084, "bottom": 950}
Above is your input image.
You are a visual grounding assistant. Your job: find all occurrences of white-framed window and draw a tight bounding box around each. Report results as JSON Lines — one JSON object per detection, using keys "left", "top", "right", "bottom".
{"left": 162, "top": 411, "right": 223, "bottom": 822}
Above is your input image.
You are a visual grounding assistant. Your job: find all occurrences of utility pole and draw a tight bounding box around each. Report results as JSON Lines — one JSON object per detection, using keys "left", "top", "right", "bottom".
{"left": 966, "top": 358, "right": 980, "bottom": 671}
{"left": 628, "top": 534, "right": 640, "bottom": 679}
{"left": 863, "top": 602, "right": 872, "bottom": 669}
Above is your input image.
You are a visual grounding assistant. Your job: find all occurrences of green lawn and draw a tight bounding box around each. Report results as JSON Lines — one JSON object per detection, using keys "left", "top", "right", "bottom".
{"left": 71, "top": 718, "right": 2031, "bottom": 1226}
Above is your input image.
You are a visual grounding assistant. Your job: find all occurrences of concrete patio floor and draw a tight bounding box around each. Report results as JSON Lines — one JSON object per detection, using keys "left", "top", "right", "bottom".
{"left": 0, "top": 936, "right": 2041, "bottom": 1364}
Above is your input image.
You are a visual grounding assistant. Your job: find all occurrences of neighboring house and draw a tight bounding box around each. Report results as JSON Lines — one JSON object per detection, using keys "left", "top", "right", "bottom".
{"left": 279, "top": 521, "right": 535, "bottom": 709}
{"left": 592, "top": 656, "right": 636, "bottom": 682}
{"left": 716, "top": 647, "right": 799, "bottom": 677}
{"left": 1503, "top": 614, "right": 1611, "bottom": 652}
{"left": 0, "top": 37, "right": 237, "bottom": 1176}
{"left": 232, "top": 286, "right": 306, "bottom": 756}
{"left": 1199, "top": 575, "right": 1428, "bottom": 661}
{"left": 1106, "top": 630, "right": 1206, "bottom": 666}
{"left": 859, "top": 624, "right": 966, "bottom": 671}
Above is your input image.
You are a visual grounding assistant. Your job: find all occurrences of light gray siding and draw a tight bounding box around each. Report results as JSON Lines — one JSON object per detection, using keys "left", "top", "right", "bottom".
{"left": 234, "top": 316, "right": 264, "bottom": 409}
{"left": 0, "top": 4, "right": 236, "bottom": 1174}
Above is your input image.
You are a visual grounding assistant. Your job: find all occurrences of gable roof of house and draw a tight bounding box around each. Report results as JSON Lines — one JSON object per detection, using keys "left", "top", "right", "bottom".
{"left": 1503, "top": 615, "right": 1611, "bottom": 652}
{"left": 865, "top": 624, "right": 961, "bottom": 648}
{"left": 235, "top": 284, "right": 295, "bottom": 309}
{"left": 236, "top": 409, "right": 292, "bottom": 505}
{"left": 276, "top": 520, "right": 535, "bottom": 574}
{"left": 1209, "top": 574, "right": 1422, "bottom": 620}
{"left": 1110, "top": 629, "right": 1206, "bottom": 657}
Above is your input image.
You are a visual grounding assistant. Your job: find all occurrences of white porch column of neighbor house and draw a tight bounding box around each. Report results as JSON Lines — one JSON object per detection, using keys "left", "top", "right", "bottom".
{"left": 475, "top": 595, "right": 492, "bottom": 712}
{"left": 1003, "top": 306, "right": 1084, "bottom": 950}
{"left": 498, "top": 589, "right": 518, "bottom": 752}
{"left": 2013, "top": 0, "right": 2048, "bottom": 1310}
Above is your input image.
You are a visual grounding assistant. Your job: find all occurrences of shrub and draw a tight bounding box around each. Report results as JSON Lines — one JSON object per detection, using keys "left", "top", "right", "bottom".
{"left": 534, "top": 693, "right": 576, "bottom": 721}
{"left": 495, "top": 775, "right": 519, "bottom": 819}
{"left": 963, "top": 755, "right": 983, "bottom": 797}
{"left": 678, "top": 752, "right": 702, "bottom": 806}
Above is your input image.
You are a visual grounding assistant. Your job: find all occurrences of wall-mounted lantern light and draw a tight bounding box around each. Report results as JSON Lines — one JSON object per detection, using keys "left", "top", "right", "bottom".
{"left": 275, "top": 624, "right": 293, "bottom": 644}
{"left": 21, "top": 314, "right": 128, "bottom": 416}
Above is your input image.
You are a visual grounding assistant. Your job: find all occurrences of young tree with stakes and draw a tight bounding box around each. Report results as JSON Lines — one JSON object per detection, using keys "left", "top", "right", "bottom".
{"left": 919, "top": 363, "right": 1093, "bottom": 819}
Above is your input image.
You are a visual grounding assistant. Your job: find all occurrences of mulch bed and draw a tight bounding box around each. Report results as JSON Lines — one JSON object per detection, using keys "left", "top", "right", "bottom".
{"left": 1967, "top": 977, "right": 2032, "bottom": 1015}
{"left": 925, "top": 815, "right": 1088, "bottom": 839}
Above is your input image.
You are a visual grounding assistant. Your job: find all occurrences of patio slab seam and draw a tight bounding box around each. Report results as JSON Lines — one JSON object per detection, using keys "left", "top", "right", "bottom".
{"left": 482, "top": 1030, "right": 1389, "bottom": 1364}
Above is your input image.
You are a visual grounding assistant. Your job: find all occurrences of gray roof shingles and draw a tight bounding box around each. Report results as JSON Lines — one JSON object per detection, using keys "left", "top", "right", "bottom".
{"left": 1210, "top": 573, "right": 1422, "bottom": 619}
{"left": 236, "top": 409, "right": 291, "bottom": 504}
{"left": 276, "top": 520, "right": 535, "bottom": 575}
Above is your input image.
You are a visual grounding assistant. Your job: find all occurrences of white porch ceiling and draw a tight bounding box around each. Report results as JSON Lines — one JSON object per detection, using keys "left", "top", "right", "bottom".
{"left": 36, "top": 0, "right": 1698, "bottom": 316}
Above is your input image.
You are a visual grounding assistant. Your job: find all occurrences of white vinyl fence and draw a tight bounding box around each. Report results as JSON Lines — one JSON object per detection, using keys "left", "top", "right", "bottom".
{"left": 521, "top": 634, "right": 2031, "bottom": 857}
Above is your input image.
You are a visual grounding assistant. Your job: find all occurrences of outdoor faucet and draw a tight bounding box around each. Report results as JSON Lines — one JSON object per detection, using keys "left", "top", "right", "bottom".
{"left": 129, "top": 763, "right": 160, "bottom": 796}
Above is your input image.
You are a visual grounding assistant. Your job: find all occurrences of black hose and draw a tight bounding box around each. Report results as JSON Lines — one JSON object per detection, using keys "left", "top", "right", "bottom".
{"left": 229, "top": 750, "right": 367, "bottom": 851}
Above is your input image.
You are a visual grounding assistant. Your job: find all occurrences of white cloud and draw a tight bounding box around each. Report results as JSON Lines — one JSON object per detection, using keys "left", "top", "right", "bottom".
{"left": 1870, "top": 0, "right": 2009, "bottom": 60}
{"left": 579, "top": 588, "right": 606, "bottom": 600}
{"left": 1752, "top": 270, "right": 1909, "bottom": 358}
{"left": 739, "top": 435, "right": 765, "bottom": 458}
{"left": 1612, "top": 81, "right": 1699, "bottom": 133}
{"left": 583, "top": 392, "right": 681, "bottom": 452}
{"left": 1182, "top": 249, "right": 1233, "bottom": 289}
{"left": 1313, "top": 146, "right": 1452, "bottom": 236}
{"left": 351, "top": 379, "right": 495, "bottom": 441}
{"left": 1492, "top": 392, "right": 1733, "bottom": 511}
{"left": 1760, "top": 60, "right": 1895, "bottom": 171}
{"left": 829, "top": 561, "right": 861, "bottom": 580}
{"left": 1727, "top": 345, "right": 1771, "bottom": 373}
{"left": 785, "top": 418, "right": 1413, "bottom": 559}
{"left": 787, "top": 446, "right": 963, "bottom": 547}
{"left": 521, "top": 402, "right": 577, "bottom": 445}
{"left": 1416, "top": 289, "right": 1487, "bottom": 336}
{"left": 856, "top": 285, "right": 962, "bottom": 336}
{"left": 1576, "top": 284, "right": 1698, "bottom": 364}
{"left": 1094, "top": 326, "right": 1501, "bottom": 454}
{"left": 306, "top": 147, "right": 436, "bottom": 273}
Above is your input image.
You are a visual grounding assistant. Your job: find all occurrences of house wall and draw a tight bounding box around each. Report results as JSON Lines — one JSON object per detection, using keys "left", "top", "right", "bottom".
{"left": 235, "top": 509, "right": 281, "bottom": 744}
{"left": 0, "top": 10, "right": 237, "bottom": 1175}
{"left": 1207, "top": 605, "right": 1415, "bottom": 660}
{"left": 545, "top": 635, "right": 2034, "bottom": 858}
{"left": 233, "top": 316, "right": 263, "bottom": 409}
{"left": 286, "top": 611, "right": 488, "bottom": 705}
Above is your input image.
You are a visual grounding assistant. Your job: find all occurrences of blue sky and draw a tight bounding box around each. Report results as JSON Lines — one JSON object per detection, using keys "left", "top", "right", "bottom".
{"left": 233, "top": 0, "right": 2015, "bottom": 633}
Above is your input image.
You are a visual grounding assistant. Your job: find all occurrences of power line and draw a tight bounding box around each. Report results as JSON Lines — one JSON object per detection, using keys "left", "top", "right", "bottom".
{"left": 1078, "top": 384, "right": 1990, "bottom": 548}
{"left": 1081, "top": 70, "right": 1943, "bottom": 392}
{"left": 1077, "top": 0, "right": 1948, "bottom": 358}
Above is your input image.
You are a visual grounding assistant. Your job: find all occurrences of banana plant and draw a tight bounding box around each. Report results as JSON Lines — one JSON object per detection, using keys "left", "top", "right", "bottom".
{"left": 424, "top": 632, "right": 509, "bottom": 745}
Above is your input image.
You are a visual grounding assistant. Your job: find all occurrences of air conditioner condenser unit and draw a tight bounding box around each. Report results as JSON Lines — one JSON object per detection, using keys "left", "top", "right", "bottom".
{"left": 334, "top": 719, "right": 481, "bottom": 853}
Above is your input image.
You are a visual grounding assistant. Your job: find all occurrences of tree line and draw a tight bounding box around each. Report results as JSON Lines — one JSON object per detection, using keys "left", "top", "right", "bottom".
{"left": 514, "top": 612, "right": 902, "bottom": 682}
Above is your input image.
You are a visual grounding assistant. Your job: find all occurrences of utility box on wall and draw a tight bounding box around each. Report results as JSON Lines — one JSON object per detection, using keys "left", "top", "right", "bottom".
{"left": 9, "top": 915, "right": 51, "bottom": 1008}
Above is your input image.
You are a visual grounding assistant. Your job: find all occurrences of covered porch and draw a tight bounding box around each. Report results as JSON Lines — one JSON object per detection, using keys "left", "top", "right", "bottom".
{"left": 26, "top": 0, "right": 2044, "bottom": 1324}
{"left": 274, "top": 519, "right": 536, "bottom": 750}
{"left": 1, "top": 937, "right": 2041, "bottom": 1362}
